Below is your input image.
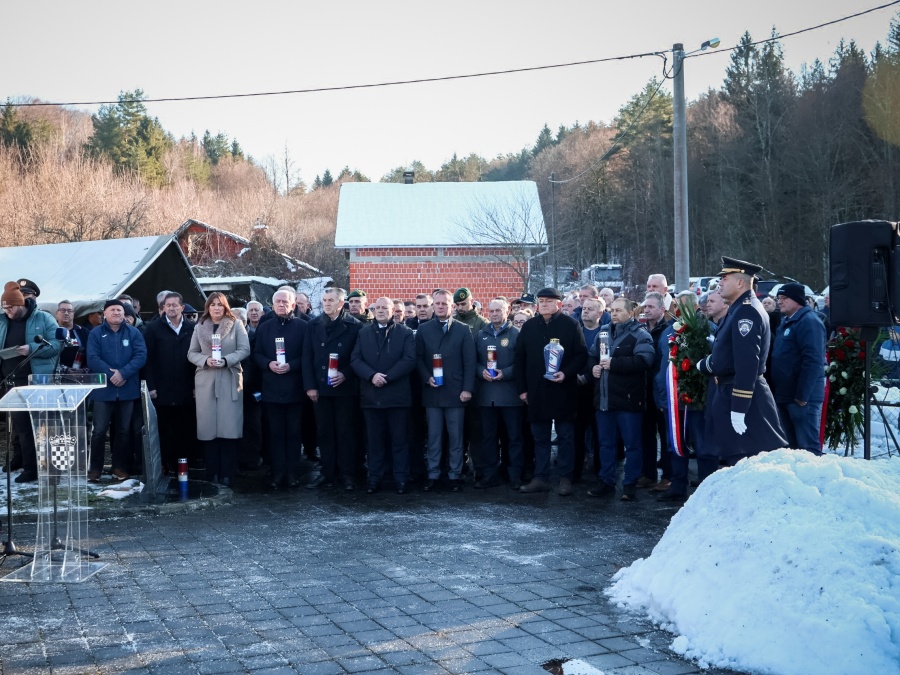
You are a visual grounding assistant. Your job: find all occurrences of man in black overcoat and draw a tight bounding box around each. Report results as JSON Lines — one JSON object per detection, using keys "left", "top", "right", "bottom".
{"left": 514, "top": 287, "right": 587, "bottom": 496}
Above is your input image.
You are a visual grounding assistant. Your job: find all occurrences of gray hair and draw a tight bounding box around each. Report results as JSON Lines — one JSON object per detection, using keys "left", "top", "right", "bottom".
{"left": 324, "top": 287, "right": 347, "bottom": 302}
{"left": 246, "top": 300, "right": 263, "bottom": 311}
{"left": 643, "top": 291, "right": 665, "bottom": 308}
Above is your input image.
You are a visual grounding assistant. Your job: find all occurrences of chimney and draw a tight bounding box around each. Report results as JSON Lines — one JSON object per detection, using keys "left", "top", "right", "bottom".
{"left": 403, "top": 171, "right": 414, "bottom": 185}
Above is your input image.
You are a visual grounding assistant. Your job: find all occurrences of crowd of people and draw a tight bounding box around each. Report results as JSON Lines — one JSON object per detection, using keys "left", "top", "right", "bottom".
{"left": 0, "top": 259, "right": 841, "bottom": 500}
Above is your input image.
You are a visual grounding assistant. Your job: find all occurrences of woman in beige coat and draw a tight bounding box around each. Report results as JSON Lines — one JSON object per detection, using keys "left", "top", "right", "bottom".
{"left": 188, "top": 292, "right": 251, "bottom": 486}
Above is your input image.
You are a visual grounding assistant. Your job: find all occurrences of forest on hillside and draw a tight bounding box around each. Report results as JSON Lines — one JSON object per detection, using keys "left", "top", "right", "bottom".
{"left": 1, "top": 17, "right": 899, "bottom": 290}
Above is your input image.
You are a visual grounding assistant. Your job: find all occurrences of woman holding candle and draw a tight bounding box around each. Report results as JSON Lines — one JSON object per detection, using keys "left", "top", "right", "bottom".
{"left": 188, "top": 292, "right": 251, "bottom": 486}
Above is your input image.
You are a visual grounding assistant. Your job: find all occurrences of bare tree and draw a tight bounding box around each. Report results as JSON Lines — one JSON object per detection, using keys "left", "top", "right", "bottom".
{"left": 453, "top": 187, "right": 548, "bottom": 293}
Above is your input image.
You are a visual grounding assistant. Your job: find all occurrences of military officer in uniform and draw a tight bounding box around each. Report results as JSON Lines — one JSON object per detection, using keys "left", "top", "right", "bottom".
{"left": 698, "top": 257, "right": 787, "bottom": 465}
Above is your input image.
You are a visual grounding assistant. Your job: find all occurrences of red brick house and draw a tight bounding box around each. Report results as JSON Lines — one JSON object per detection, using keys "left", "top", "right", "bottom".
{"left": 335, "top": 181, "right": 546, "bottom": 303}
{"left": 175, "top": 219, "right": 321, "bottom": 278}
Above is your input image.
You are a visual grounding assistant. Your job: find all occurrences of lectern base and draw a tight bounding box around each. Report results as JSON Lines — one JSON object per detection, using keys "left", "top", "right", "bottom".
{"left": 1, "top": 556, "right": 107, "bottom": 583}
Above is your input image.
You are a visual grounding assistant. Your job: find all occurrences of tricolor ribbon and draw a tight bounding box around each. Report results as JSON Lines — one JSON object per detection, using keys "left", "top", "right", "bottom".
{"left": 666, "top": 361, "right": 687, "bottom": 457}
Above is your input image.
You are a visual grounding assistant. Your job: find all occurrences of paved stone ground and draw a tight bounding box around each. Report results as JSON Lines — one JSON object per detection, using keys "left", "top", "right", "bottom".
{"left": 0, "top": 472, "right": 743, "bottom": 675}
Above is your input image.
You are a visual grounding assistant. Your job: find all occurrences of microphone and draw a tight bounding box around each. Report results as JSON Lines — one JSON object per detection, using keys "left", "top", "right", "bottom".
{"left": 34, "top": 334, "right": 53, "bottom": 348}
{"left": 55, "top": 327, "right": 78, "bottom": 345}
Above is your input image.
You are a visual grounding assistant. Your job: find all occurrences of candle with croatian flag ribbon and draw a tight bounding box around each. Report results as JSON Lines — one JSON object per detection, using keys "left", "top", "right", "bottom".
{"left": 433, "top": 353, "right": 443, "bottom": 386}
{"left": 543, "top": 338, "right": 564, "bottom": 379}
{"left": 211, "top": 334, "right": 222, "bottom": 364}
{"left": 178, "top": 457, "right": 189, "bottom": 500}
{"left": 275, "top": 337, "right": 286, "bottom": 365}
{"left": 327, "top": 353, "right": 339, "bottom": 385}
{"left": 486, "top": 345, "right": 497, "bottom": 378}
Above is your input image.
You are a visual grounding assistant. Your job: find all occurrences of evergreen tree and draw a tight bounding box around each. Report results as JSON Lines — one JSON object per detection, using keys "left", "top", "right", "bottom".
{"left": 0, "top": 103, "right": 51, "bottom": 150}
{"left": 321, "top": 169, "right": 333, "bottom": 187}
{"left": 85, "top": 90, "right": 172, "bottom": 187}
{"left": 202, "top": 130, "right": 231, "bottom": 165}
{"left": 230, "top": 139, "right": 244, "bottom": 160}
{"left": 532, "top": 124, "right": 555, "bottom": 156}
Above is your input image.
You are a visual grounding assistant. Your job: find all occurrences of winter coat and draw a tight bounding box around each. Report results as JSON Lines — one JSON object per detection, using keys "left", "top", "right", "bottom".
{"left": 514, "top": 311, "right": 587, "bottom": 422}
{"left": 415, "top": 317, "right": 476, "bottom": 408}
{"left": 351, "top": 320, "right": 417, "bottom": 408}
{"left": 143, "top": 316, "right": 196, "bottom": 406}
{"left": 455, "top": 308, "right": 489, "bottom": 335}
{"left": 770, "top": 305, "right": 826, "bottom": 404}
{"left": 302, "top": 311, "right": 361, "bottom": 397}
{"left": 474, "top": 321, "right": 522, "bottom": 407}
{"left": 588, "top": 318, "right": 654, "bottom": 412}
{"left": 253, "top": 314, "right": 307, "bottom": 404}
{"left": 0, "top": 301, "right": 60, "bottom": 377}
{"left": 87, "top": 321, "right": 147, "bottom": 402}
{"left": 188, "top": 317, "right": 250, "bottom": 440}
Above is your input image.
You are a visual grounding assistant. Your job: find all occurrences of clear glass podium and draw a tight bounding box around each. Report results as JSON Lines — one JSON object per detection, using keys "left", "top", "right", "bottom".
{"left": 0, "top": 373, "right": 107, "bottom": 582}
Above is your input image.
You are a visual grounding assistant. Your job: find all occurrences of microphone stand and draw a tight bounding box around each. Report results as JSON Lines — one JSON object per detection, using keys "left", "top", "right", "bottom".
{"left": 0, "top": 342, "right": 50, "bottom": 565}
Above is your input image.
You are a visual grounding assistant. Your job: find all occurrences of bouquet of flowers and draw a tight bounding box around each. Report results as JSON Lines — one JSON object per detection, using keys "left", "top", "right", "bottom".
{"left": 668, "top": 299, "right": 711, "bottom": 408}
{"left": 824, "top": 327, "right": 869, "bottom": 451}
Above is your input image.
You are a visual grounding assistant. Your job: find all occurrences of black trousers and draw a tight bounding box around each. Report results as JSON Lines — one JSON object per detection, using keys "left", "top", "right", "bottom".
{"left": 155, "top": 403, "right": 197, "bottom": 473}
{"left": 264, "top": 402, "right": 302, "bottom": 483}
{"left": 314, "top": 396, "right": 357, "bottom": 482}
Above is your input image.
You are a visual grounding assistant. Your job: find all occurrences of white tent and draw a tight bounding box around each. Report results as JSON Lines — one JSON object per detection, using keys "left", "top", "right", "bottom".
{"left": 0, "top": 235, "right": 206, "bottom": 319}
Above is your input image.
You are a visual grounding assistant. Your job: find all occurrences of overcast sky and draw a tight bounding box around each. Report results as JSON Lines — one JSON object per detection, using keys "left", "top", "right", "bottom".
{"left": 4, "top": 0, "right": 897, "bottom": 182}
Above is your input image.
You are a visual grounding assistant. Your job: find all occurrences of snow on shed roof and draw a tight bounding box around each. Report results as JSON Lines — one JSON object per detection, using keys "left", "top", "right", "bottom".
{"left": 335, "top": 181, "right": 547, "bottom": 248}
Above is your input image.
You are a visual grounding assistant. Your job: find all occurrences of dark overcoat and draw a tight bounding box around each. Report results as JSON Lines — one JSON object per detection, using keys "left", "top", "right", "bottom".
{"left": 514, "top": 311, "right": 587, "bottom": 422}
{"left": 415, "top": 317, "right": 476, "bottom": 408}
{"left": 351, "top": 320, "right": 417, "bottom": 408}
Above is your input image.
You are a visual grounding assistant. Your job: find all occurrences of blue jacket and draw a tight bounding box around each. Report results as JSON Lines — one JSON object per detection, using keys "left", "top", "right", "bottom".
{"left": 0, "top": 302, "right": 60, "bottom": 376}
{"left": 770, "top": 305, "right": 826, "bottom": 404}
{"left": 87, "top": 321, "right": 147, "bottom": 402}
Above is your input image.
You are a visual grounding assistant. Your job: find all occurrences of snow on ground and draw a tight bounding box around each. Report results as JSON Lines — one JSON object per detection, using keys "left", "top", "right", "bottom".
{"left": 607, "top": 449, "right": 900, "bottom": 675}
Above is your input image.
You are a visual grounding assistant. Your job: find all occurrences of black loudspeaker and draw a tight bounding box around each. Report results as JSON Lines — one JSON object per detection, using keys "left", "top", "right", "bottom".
{"left": 829, "top": 220, "right": 900, "bottom": 327}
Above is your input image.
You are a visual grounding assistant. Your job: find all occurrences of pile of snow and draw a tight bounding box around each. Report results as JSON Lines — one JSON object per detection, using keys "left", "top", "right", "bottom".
{"left": 608, "top": 449, "right": 900, "bottom": 675}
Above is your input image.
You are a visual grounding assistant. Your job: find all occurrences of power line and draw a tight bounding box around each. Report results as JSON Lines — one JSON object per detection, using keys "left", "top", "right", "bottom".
{"left": 6, "top": 50, "right": 668, "bottom": 108}
{"left": 6, "top": 1, "right": 894, "bottom": 109}
{"left": 687, "top": 0, "right": 900, "bottom": 60}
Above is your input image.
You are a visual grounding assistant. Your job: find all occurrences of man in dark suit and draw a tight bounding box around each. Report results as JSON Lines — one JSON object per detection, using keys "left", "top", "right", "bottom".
{"left": 143, "top": 292, "right": 198, "bottom": 476}
{"left": 351, "top": 296, "right": 417, "bottom": 494}
{"left": 55, "top": 300, "right": 90, "bottom": 371}
{"left": 514, "top": 287, "right": 587, "bottom": 496}
{"left": 415, "top": 289, "right": 476, "bottom": 492}
{"left": 303, "top": 287, "right": 362, "bottom": 490}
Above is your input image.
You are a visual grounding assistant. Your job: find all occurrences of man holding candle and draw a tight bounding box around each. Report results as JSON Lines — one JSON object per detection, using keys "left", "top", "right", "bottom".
{"left": 514, "top": 288, "right": 587, "bottom": 496}
{"left": 415, "top": 289, "right": 476, "bottom": 492}
{"left": 254, "top": 288, "right": 308, "bottom": 489}
{"left": 303, "top": 287, "right": 362, "bottom": 490}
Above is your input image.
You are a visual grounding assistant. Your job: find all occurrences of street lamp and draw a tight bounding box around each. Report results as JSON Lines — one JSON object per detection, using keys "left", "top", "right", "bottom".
{"left": 672, "top": 37, "right": 719, "bottom": 293}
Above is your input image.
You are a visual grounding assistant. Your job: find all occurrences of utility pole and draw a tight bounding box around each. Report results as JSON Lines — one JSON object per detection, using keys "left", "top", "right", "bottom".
{"left": 672, "top": 43, "right": 689, "bottom": 294}
{"left": 550, "top": 172, "right": 557, "bottom": 287}
{"left": 672, "top": 37, "right": 718, "bottom": 293}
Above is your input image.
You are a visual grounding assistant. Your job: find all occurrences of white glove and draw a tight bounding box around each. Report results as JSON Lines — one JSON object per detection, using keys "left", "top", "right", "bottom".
{"left": 731, "top": 411, "right": 747, "bottom": 435}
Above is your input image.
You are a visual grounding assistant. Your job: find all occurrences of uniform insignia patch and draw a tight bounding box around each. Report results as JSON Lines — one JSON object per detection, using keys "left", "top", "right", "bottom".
{"left": 784, "top": 328, "right": 791, "bottom": 336}
{"left": 123, "top": 339, "right": 130, "bottom": 346}
{"left": 738, "top": 319, "right": 752, "bottom": 336}
{"left": 501, "top": 338, "right": 509, "bottom": 347}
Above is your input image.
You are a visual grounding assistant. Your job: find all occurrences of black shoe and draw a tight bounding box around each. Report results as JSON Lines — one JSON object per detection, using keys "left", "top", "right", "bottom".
{"left": 423, "top": 479, "right": 437, "bottom": 492}
{"left": 343, "top": 478, "right": 355, "bottom": 492}
{"left": 450, "top": 479, "right": 463, "bottom": 492}
{"left": 474, "top": 475, "right": 501, "bottom": 489}
{"left": 396, "top": 482, "right": 408, "bottom": 495}
{"left": 621, "top": 483, "right": 637, "bottom": 502}
{"left": 14, "top": 471, "right": 37, "bottom": 484}
{"left": 3, "top": 455, "right": 22, "bottom": 474}
{"left": 587, "top": 482, "right": 615, "bottom": 498}
{"left": 287, "top": 476, "right": 300, "bottom": 489}
{"left": 509, "top": 479, "right": 522, "bottom": 490}
{"left": 366, "top": 482, "right": 380, "bottom": 494}
{"left": 657, "top": 491, "right": 687, "bottom": 503}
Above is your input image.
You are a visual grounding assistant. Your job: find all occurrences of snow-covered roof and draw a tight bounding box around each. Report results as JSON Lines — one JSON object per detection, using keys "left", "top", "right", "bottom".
{"left": 175, "top": 219, "right": 322, "bottom": 275}
{"left": 334, "top": 181, "right": 547, "bottom": 248}
{"left": 0, "top": 235, "right": 205, "bottom": 317}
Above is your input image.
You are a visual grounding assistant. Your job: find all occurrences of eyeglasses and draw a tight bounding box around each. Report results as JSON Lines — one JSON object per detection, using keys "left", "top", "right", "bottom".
{"left": 512, "top": 320, "right": 526, "bottom": 327}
